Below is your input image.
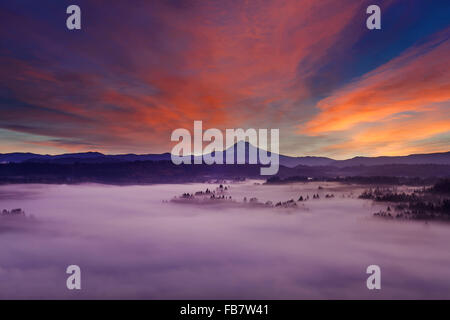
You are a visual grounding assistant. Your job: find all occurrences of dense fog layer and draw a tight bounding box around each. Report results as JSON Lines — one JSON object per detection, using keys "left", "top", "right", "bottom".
{"left": 0, "top": 181, "right": 449, "bottom": 299}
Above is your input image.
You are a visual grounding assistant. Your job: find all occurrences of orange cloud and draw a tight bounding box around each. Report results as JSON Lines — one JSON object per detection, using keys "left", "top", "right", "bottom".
{"left": 4, "top": 0, "right": 445, "bottom": 157}
{"left": 3, "top": 0, "right": 364, "bottom": 154}
{"left": 303, "top": 31, "right": 450, "bottom": 135}
{"left": 321, "top": 113, "right": 450, "bottom": 157}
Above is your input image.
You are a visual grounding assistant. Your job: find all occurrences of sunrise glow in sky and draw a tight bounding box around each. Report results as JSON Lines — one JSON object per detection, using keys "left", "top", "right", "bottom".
{"left": 0, "top": 0, "right": 449, "bottom": 158}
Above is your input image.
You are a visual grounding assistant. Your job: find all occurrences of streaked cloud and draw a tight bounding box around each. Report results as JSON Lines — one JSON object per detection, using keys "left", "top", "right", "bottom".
{"left": 0, "top": 0, "right": 448, "bottom": 156}
{"left": 302, "top": 29, "right": 450, "bottom": 157}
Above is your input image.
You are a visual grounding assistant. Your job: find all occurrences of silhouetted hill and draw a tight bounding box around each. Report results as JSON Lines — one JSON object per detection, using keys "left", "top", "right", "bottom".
{"left": 0, "top": 161, "right": 265, "bottom": 184}
{"left": 329, "top": 152, "right": 450, "bottom": 167}
{"left": 0, "top": 152, "right": 172, "bottom": 164}
{"left": 0, "top": 160, "right": 449, "bottom": 185}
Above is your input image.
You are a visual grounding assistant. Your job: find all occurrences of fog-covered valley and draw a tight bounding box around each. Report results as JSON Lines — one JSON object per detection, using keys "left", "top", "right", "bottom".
{"left": 0, "top": 181, "right": 449, "bottom": 299}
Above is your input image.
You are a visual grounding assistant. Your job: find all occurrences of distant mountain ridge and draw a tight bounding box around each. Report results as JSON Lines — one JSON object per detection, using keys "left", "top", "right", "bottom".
{"left": 1, "top": 142, "right": 450, "bottom": 184}
{"left": 0, "top": 151, "right": 172, "bottom": 164}
{"left": 1, "top": 142, "right": 450, "bottom": 167}
{"left": 326, "top": 152, "right": 450, "bottom": 167}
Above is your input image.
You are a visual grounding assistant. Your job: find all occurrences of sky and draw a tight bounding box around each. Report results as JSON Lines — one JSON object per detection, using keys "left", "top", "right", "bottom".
{"left": 0, "top": 0, "right": 449, "bottom": 158}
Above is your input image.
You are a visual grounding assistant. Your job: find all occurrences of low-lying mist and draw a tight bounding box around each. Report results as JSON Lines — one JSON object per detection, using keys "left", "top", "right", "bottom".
{"left": 0, "top": 181, "right": 449, "bottom": 299}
